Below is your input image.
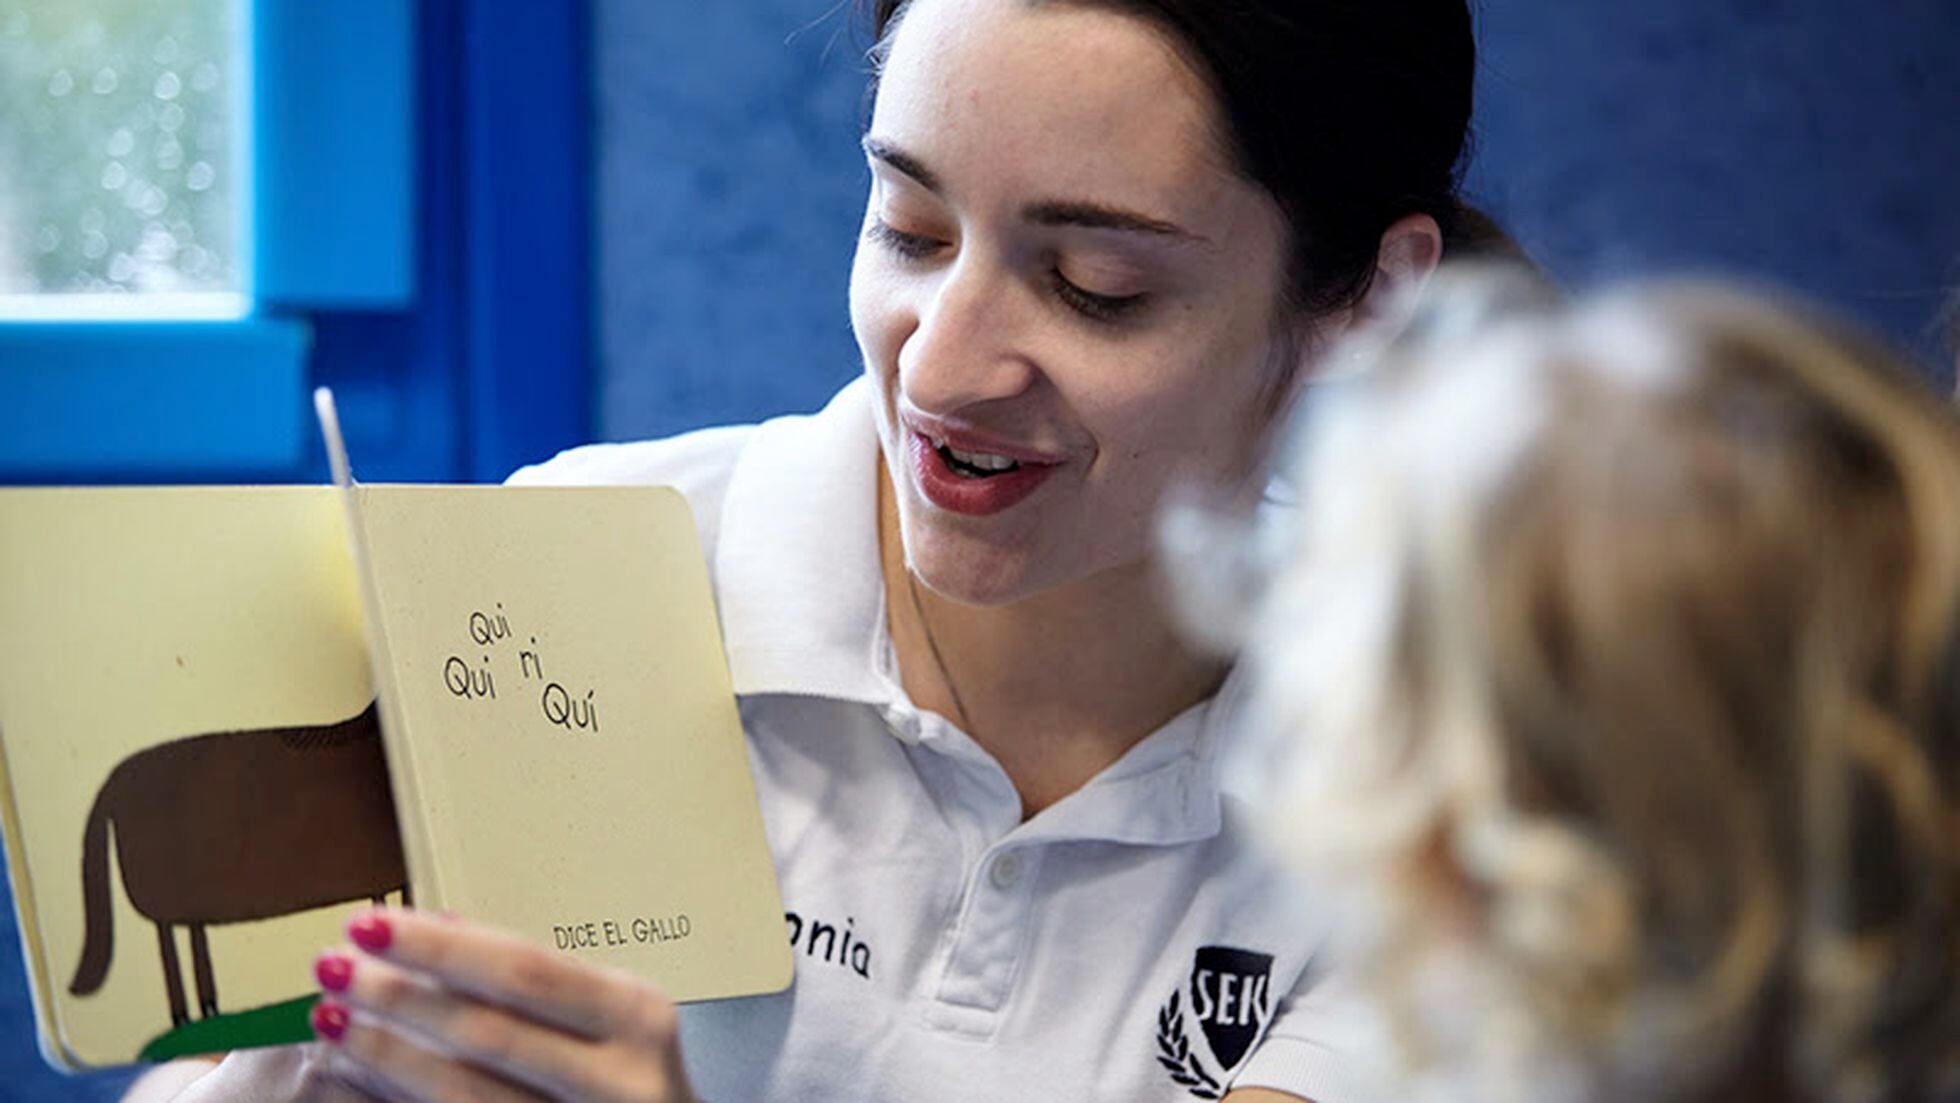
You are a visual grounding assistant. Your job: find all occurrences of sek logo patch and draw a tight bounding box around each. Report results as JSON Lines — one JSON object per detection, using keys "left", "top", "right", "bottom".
{"left": 1154, "top": 945, "right": 1275, "bottom": 1099}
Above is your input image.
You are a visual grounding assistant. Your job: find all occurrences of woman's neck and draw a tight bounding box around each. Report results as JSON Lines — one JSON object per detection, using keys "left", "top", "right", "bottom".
{"left": 877, "top": 463, "right": 1227, "bottom": 819}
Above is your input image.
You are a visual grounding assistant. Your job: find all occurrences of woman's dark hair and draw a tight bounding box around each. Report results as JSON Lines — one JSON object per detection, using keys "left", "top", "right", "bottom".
{"left": 860, "top": 0, "right": 1492, "bottom": 314}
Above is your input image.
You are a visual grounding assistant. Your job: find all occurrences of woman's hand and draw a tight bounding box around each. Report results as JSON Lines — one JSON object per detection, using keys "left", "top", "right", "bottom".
{"left": 309, "top": 907, "right": 694, "bottom": 1103}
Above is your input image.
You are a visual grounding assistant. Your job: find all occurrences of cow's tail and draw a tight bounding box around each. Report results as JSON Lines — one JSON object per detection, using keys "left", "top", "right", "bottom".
{"left": 69, "top": 782, "right": 115, "bottom": 996}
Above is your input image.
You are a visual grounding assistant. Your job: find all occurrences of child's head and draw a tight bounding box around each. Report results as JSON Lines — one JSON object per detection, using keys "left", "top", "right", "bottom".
{"left": 1213, "top": 270, "right": 1960, "bottom": 1102}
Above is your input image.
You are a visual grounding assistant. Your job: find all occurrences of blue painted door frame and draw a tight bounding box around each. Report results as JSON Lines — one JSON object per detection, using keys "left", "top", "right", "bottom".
{"left": 314, "top": 0, "right": 592, "bottom": 486}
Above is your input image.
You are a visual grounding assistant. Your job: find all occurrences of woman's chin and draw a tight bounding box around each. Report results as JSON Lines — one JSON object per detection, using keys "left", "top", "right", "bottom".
{"left": 908, "top": 547, "right": 1039, "bottom": 608}
{"left": 898, "top": 497, "right": 1152, "bottom": 609}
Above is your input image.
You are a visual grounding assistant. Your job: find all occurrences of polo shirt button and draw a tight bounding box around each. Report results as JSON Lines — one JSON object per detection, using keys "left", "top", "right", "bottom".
{"left": 988, "top": 852, "right": 1022, "bottom": 890}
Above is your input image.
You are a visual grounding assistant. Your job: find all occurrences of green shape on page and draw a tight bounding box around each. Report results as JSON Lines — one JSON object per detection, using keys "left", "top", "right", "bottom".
{"left": 135, "top": 994, "right": 320, "bottom": 1063}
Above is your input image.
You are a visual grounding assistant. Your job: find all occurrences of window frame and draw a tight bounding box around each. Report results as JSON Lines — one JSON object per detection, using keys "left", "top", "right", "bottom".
{"left": 0, "top": 0, "right": 591, "bottom": 485}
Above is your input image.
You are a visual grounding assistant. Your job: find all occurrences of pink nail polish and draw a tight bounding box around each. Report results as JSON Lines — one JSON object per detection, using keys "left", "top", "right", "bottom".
{"left": 348, "top": 913, "right": 393, "bottom": 954}
{"left": 315, "top": 952, "right": 353, "bottom": 993}
{"left": 311, "top": 999, "right": 350, "bottom": 1042}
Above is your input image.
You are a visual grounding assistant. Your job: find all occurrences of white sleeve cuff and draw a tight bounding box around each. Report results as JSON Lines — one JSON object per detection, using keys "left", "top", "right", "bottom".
{"left": 1230, "top": 1033, "right": 1388, "bottom": 1103}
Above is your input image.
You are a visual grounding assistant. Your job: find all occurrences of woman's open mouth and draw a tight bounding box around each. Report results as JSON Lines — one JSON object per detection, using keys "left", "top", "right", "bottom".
{"left": 907, "top": 430, "right": 1060, "bottom": 515}
{"left": 936, "top": 440, "right": 1022, "bottom": 477}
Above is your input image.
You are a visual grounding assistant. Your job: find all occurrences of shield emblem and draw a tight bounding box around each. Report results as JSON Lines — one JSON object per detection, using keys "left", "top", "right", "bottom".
{"left": 1188, "top": 945, "right": 1274, "bottom": 1071}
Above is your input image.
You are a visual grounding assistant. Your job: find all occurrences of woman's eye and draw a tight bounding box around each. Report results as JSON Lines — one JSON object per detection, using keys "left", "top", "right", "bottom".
{"left": 1050, "top": 271, "right": 1148, "bottom": 324}
{"left": 867, "top": 218, "right": 944, "bottom": 260}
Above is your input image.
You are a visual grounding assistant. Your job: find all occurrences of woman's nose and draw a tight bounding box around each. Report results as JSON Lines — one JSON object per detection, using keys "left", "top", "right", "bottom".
{"left": 898, "top": 256, "right": 1037, "bottom": 411}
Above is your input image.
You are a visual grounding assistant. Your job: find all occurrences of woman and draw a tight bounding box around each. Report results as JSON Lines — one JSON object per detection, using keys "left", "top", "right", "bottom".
{"left": 135, "top": 1, "right": 1489, "bottom": 1099}
{"left": 1209, "top": 270, "right": 1960, "bottom": 1102}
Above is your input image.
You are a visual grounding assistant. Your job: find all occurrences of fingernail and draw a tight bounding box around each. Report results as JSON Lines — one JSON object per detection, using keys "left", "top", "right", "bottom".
{"left": 315, "top": 952, "right": 354, "bottom": 994}
{"left": 311, "top": 999, "right": 350, "bottom": 1042}
{"left": 348, "top": 913, "right": 393, "bottom": 954}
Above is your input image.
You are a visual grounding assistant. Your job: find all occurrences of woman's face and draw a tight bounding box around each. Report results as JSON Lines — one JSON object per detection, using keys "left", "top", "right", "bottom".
{"left": 851, "top": 0, "right": 1301, "bottom": 606}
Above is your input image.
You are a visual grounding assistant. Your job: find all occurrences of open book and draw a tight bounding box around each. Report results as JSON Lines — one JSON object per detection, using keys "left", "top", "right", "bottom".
{"left": 0, "top": 395, "right": 791, "bottom": 1070}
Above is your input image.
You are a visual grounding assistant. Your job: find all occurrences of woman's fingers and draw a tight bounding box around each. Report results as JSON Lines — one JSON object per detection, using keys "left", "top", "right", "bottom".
{"left": 343, "top": 907, "right": 647, "bottom": 1039}
{"left": 315, "top": 998, "right": 554, "bottom": 1103}
{"left": 318, "top": 947, "right": 600, "bottom": 1098}
{"left": 316, "top": 909, "right": 695, "bottom": 1103}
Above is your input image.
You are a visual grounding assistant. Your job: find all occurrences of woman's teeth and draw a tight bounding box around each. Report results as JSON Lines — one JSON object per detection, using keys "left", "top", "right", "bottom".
{"left": 936, "top": 440, "right": 1021, "bottom": 476}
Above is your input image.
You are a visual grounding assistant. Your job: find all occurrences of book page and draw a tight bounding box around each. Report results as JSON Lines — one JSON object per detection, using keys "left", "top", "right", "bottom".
{"left": 353, "top": 484, "right": 791, "bottom": 1002}
{"left": 0, "top": 488, "right": 393, "bottom": 1068}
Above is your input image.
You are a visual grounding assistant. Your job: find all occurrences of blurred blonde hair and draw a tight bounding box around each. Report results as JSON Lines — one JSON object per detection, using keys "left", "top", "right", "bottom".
{"left": 1196, "top": 269, "right": 1960, "bottom": 1102}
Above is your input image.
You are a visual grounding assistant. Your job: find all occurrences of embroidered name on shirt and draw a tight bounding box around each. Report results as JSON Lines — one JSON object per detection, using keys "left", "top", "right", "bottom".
{"left": 1154, "top": 945, "right": 1275, "bottom": 1100}
{"left": 784, "top": 910, "right": 872, "bottom": 979}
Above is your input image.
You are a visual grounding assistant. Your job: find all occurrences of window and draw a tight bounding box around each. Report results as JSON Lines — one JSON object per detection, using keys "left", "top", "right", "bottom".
{"left": 0, "top": 0, "right": 588, "bottom": 486}
{"left": 0, "top": 0, "right": 242, "bottom": 318}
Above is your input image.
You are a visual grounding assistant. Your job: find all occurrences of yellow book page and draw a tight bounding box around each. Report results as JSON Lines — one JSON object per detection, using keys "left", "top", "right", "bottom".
{"left": 353, "top": 484, "right": 791, "bottom": 1002}
{"left": 0, "top": 488, "right": 395, "bottom": 1068}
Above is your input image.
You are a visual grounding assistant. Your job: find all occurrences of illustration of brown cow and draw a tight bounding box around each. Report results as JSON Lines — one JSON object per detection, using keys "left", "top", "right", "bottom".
{"left": 68, "top": 702, "right": 409, "bottom": 1027}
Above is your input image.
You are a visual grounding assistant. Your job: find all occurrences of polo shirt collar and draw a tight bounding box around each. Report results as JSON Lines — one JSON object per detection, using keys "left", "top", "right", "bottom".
{"left": 716, "top": 377, "right": 892, "bottom": 704}
{"left": 713, "top": 377, "right": 1229, "bottom": 846}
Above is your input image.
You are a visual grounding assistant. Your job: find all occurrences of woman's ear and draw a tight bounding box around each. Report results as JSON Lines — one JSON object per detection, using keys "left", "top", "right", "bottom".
{"left": 1263, "top": 213, "right": 1446, "bottom": 415}
{"left": 1353, "top": 212, "right": 1444, "bottom": 335}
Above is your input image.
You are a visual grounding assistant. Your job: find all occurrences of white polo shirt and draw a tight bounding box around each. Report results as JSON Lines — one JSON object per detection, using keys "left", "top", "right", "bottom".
{"left": 509, "top": 379, "right": 1379, "bottom": 1103}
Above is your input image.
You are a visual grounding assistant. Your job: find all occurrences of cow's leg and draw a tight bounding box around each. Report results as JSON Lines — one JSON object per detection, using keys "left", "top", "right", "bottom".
{"left": 155, "top": 924, "right": 188, "bottom": 1028}
{"left": 189, "top": 924, "right": 218, "bottom": 1019}
{"left": 400, "top": 882, "right": 412, "bottom": 908}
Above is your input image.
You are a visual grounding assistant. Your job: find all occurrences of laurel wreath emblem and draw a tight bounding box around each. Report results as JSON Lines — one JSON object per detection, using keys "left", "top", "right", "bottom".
{"left": 1154, "top": 989, "right": 1223, "bottom": 1100}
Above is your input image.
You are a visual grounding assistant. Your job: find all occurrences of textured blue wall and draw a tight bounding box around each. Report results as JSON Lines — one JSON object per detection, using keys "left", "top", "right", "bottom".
{"left": 593, "top": 0, "right": 1960, "bottom": 444}
{"left": 593, "top": 1, "right": 868, "bottom": 442}
{"left": 1466, "top": 0, "right": 1960, "bottom": 386}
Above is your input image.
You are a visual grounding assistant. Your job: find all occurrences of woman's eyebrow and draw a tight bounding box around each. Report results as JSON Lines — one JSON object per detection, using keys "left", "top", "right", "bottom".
{"left": 1022, "top": 200, "right": 1207, "bottom": 244}
{"left": 863, "top": 136, "right": 941, "bottom": 192}
{"left": 862, "top": 135, "right": 1208, "bottom": 246}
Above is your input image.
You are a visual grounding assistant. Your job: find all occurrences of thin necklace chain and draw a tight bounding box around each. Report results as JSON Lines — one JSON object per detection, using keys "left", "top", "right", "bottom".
{"left": 905, "top": 569, "right": 977, "bottom": 735}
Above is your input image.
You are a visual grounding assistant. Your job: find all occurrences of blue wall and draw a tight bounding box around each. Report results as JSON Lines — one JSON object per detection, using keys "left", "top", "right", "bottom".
{"left": 593, "top": 1, "right": 867, "bottom": 442}
{"left": 1467, "top": 0, "right": 1960, "bottom": 388}
{"left": 592, "top": 0, "right": 1960, "bottom": 445}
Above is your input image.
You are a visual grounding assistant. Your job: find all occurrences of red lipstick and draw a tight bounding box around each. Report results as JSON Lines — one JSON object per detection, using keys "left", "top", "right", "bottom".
{"left": 906, "top": 430, "right": 1060, "bottom": 516}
